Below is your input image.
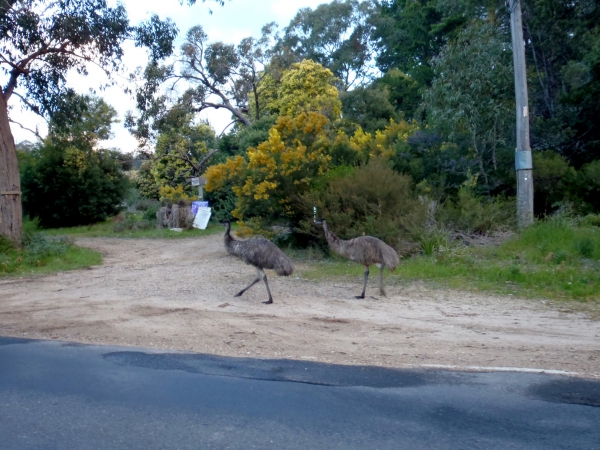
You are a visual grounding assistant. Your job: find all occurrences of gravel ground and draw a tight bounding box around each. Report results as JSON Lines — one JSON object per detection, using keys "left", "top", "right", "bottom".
{"left": 0, "top": 233, "right": 599, "bottom": 378}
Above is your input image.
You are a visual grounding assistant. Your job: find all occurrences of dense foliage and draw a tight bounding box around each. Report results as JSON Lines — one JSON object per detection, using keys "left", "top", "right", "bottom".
{"left": 19, "top": 96, "right": 128, "bottom": 228}
{"left": 125, "top": 0, "right": 600, "bottom": 251}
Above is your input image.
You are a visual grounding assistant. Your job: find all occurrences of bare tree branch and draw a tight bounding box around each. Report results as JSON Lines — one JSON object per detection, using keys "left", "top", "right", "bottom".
{"left": 8, "top": 118, "right": 43, "bottom": 141}
{"left": 155, "top": 147, "right": 219, "bottom": 175}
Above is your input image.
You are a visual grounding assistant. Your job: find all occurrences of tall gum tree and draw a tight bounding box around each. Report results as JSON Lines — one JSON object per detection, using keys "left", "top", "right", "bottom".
{"left": 126, "top": 22, "right": 280, "bottom": 144}
{"left": 279, "top": 0, "right": 379, "bottom": 92}
{"left": 0, "top": 0, "right": 214, "bottom": 243}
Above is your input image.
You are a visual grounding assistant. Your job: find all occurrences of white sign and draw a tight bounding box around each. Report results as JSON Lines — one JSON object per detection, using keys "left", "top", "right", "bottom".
{"left": 191, "top": 177, "right": 200, "bottom": 186}
{"left": 193, "top": 207, "right": 212, "bottom": 230}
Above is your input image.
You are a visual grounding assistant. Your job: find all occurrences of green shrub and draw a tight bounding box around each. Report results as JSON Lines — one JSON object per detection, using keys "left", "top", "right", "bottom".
{"left": 204, "top": 183, "right": 239, "bottom": 223}
{"left": 0, "top": 235, "right": 15, "bottom": 254}
{"left": 112, "top": 213, "right": 139, "bottom": 232}
{"left": 142, "top": 203, "right": 161, "bottom": 222}
{"left": 111, "top": 213, "right": 158, "bottom": 232}
{"left": 22, "top": 216, "right": 41, "bottom": 244}
{"left": 533, "top": 151, "right": 575, "bottom": 216}
{"left": 135, "top": 198, "right": 160, "bottom": 212}
{"left": 24, "top": 234, "right": 70, "bottom": 260}
{"left": 438, "top": 186, "right": 515, "bottom": 234}
{"left": 301, "top": 157, "right": 426, "bottom": 249}
{"left": 552, "top": 250, "right": 568, "bottom": 264}
{"left": 580, "top": 214, "right": 600, "bottom": 227}
{"left": 134, "top": 219, "right": 153, "bottom": 230}
{"left": 20, "top": 145, "right": 128, "bottom": 228}
{"left": 19, "top": 95, "right": 129, "bottom": 228}
{"left": 573, "top": 237, "right": 595, "bottom": 258}
{"left": 417, "top": 227, "right": 450, "bottom": 256}
{"left": 574, "top": 160, "right": 600, "bottom": 213}
{"left": 136, "top": 161, "right": 160, "bottom": 200}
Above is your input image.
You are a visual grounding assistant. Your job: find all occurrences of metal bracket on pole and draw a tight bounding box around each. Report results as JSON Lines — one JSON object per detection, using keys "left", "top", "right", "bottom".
{"left": 515, "top": 150, "right": 532, "bottom": 171}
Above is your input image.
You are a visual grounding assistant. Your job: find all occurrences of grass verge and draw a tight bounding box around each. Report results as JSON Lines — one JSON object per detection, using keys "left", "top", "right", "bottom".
{"left": 299, "top": 216, "right": 600, "bottom": 301}
{"left": 0, "top": 234, "right": 102, "bottom": 278}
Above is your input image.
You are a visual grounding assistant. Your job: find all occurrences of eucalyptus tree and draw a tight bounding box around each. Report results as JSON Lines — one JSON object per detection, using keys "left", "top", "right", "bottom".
{"left": 127, "top": 22, "right": 279, "bottom": 144}
{"left": 373, "top": 0, "right": 448, "bottom": 88}
{"left": 0, "top": 0, "right": 206, "bottom": 242}
{"left": 0, "top": 0, "right": 228, "bottom": 242}
{"left": 277, "top": 0, "right": 379, "bottom": 91}
{"left": 519, "top": 0, "right": 600, "bottom": 164}
{"left": 424, "top": 18, "right": 514, "bottom": 191}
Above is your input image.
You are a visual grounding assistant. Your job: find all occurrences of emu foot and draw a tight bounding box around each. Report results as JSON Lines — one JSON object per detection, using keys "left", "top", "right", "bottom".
{"left": 234, "top": 291, "right": 244, "bottom": 297}
{"left": 262, "top": 299, "right": 273, "bottom": 305}
{"left": 379, "top": 290, "right": 387, "bottom": 297}
{"left": 355, "top": 294, "right": 365, "bottom": 299}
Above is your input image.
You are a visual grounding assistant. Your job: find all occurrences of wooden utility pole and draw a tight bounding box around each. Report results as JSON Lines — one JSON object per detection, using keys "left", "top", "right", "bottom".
{"left": 509, "top": 0, "right": 534, "bottom": 228}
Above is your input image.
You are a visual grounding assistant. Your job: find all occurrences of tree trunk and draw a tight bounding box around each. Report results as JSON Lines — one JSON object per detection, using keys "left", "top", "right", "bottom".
{"left": 0, "top": 95, "right": 22, "bottom": 243}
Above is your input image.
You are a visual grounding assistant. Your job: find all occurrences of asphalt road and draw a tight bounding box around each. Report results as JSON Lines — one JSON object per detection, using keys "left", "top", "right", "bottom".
{"left": 0, "top": 336, "right": 599, "bottom": 450}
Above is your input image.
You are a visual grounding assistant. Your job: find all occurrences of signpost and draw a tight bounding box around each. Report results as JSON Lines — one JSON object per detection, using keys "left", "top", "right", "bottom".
{"left": 190, "top": 176, "right": 207, "bottom": 199}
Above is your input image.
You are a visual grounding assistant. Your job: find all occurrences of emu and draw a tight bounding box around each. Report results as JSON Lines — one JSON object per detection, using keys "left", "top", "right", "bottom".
{"left": 320, "top": 220, "right": 399, "bottom": 299}
{"left": 222, "top": 221, "right": 294, "bottom": 304}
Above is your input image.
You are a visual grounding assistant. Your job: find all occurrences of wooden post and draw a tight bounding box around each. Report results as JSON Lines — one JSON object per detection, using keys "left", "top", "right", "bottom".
{"left": 509, "top": 0, "right": 534, "bottom": 228}
{"left": 190, "top": 176, "right": 207, "bottom": 200}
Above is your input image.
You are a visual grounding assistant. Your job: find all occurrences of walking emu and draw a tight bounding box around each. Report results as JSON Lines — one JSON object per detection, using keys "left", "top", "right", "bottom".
{"left": 222, "top": 221, "right": 294, "bottom": 304}
{"left": 319, "top": 220, "right": 399, "bottom": 299}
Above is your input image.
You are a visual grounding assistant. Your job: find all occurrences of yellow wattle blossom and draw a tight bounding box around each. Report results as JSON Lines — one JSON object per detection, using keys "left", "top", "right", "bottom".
{"left": 205, "top": 155, "right": 245, "bottom": 192}
{"left": 204, "top": 105, "right": 421, "bottom": 237}
{"left": 267, "top": 60, "right": 342, "bottom": 120}
{"left": 159, "top": 184, "right": 194, "bottom": 202}
{"left": 254, "top": 180, "right": 278, "bottom": 200}
{"left": 204, "top": 112, "right": 334, "bottom": 234}
{"left": 350, "top": 128, "right": 373, "bottom": 153}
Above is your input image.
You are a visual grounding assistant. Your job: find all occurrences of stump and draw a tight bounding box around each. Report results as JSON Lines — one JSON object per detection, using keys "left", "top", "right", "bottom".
{"left": 169, "top": 204, "right": 180, "bottom": 229}
{"left": 156, "top": 203, "right": 194, "bottom": 229}
{"left": 178, "top": 206, "right": 193, "bottom": 229}
{"left": 156, "top": 207, "right": 169, "bottom": 229}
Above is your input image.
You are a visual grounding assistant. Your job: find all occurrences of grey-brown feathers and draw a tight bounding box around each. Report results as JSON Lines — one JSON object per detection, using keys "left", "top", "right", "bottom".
{"left": 322, "top": 220, "right": 399, "bottom": 271}
{"left": 224, "top": 223, "right": 294, "bottom": 276}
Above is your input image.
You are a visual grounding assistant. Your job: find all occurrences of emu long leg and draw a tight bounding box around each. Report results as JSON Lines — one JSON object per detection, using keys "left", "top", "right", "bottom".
{"left": 379, "top": 264, "right": 386, "bottom": 297}
{"left": 235, "top": 269, "right": 261, "bottom": 297}
{"left": 356, "top": 266, "right": 369, "bottom": 299}
{"left": 260, "top": 269, "right": 274, "bottom": 305}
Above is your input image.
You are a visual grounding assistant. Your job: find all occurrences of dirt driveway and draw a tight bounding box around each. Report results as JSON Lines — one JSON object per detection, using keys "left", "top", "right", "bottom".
{"left": 1, "top": 234, "right": 599, "bottom": 378}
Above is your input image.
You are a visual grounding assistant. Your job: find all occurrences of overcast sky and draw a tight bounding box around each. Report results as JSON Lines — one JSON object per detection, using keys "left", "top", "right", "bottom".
{"left": 10, "top": 0, "right": 331, "bottom": 151}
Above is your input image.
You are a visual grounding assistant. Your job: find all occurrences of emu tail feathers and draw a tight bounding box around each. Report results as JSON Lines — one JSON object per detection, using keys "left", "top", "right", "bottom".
{"left": 275, "top": 255, "right": 294, "bottom": 276}
{"left": 381, "top": 243, "right": 400, "bottom": 272}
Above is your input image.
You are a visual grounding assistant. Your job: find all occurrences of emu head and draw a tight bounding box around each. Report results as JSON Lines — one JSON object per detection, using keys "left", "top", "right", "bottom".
{"left": 220, "top": 220, "right": 231, "bottom": 234}
{"left": 313, "top": 206, "right": 324, "bottom": 225}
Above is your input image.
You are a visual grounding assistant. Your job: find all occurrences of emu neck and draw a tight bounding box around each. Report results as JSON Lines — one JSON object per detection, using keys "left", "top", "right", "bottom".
{"left": 323, "top": 221, "right": 348, "bottom": 258}
{"left": 224, "top": 223, "right": 236, "bottom": 253}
